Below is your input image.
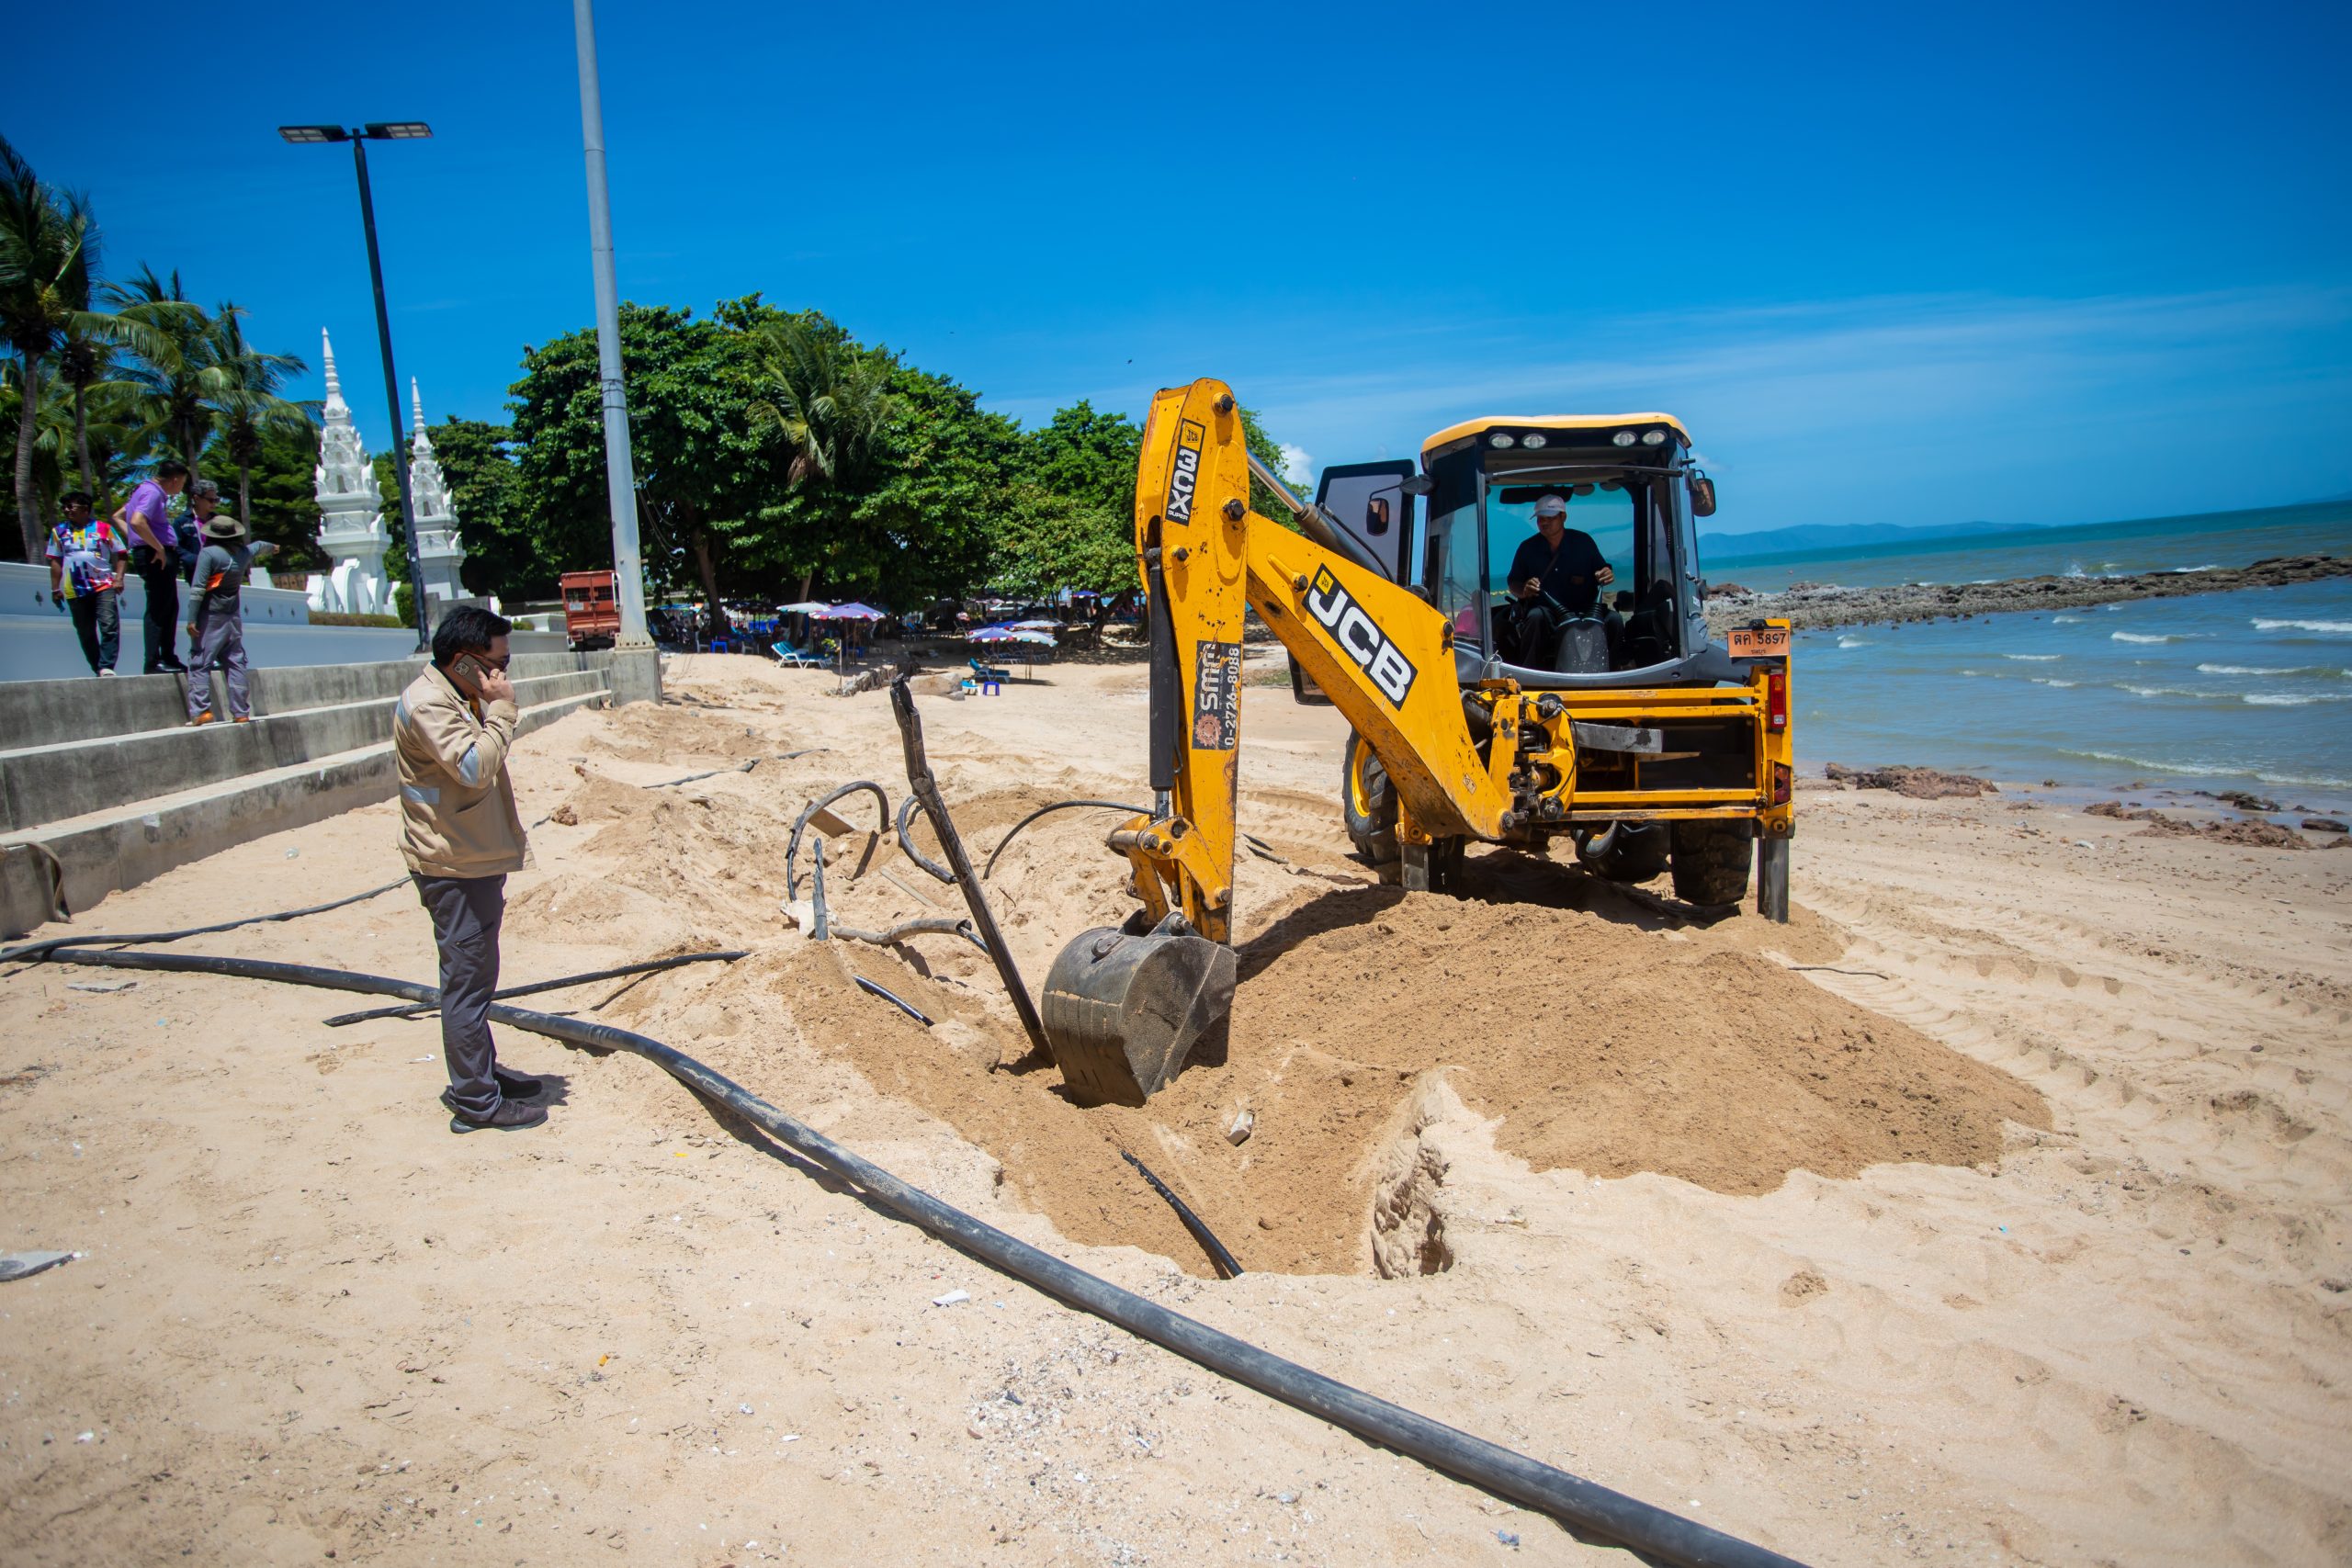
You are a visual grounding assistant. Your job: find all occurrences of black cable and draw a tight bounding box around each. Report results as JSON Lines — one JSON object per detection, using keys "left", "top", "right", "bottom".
{"left": 321, "top": 950, "right": 747, "bottom": 1027}
{"left": 853, "top": 975, "right": 933, "bottom": 1025}
{"left": 645, "top": 750, "right": 824, "bottom": 790}
{"left": 982, "top": 799, "right": 1148, "bottom": 879}
{"left": 1119, "top": 1148, "right": 1244, "bottom": 1280}
{"left": 0, "top": 876, "right": 412, "bottom": 967}
{"left": 18, "top": 942, "right": 1808, "bottom": 1568}
{"left": 981, "top": 799, "right": 1286, "bottom": 879}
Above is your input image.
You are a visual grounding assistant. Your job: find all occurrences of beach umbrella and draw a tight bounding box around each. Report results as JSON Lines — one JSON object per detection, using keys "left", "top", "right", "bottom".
{"left": 968, "top": 624, "right": 1055, "bottom": 680}
{"left": 1007, "top": 618, "right": 1061, "bottom": 632}
{"left": 778, "top": 600, "right": 830, "bottom": 615}
{"left": 825, "top": 602, "right": 886, "bottom": 621}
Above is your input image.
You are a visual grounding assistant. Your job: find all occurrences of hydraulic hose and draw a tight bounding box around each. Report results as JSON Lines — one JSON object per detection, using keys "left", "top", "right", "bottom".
{"left": 22, "top": 941, "right": 1807, "bottom": 1568}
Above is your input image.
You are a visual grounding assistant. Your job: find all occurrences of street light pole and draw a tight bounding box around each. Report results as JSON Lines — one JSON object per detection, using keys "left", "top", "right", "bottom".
{"left": 347, "top": 136, "right": 431, "bottom": 652}
{"left": 278, "top": 121, "right": 435, "bottom": 652}
{"left": 572, "top": 0, "right": 653, "bottom": 655}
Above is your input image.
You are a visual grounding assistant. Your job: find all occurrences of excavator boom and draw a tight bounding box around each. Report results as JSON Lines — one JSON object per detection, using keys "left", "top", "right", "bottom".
{"left": 1038, "top": 378, "right": 1792, "bottom": 1104}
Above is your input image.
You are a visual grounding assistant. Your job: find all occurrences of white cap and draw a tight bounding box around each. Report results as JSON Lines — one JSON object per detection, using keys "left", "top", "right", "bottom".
{"left": 1534, "top": 492, "right": 1567, "bottom": 516}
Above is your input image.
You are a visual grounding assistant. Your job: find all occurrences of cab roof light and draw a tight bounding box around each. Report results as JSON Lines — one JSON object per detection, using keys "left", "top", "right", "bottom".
{"left": 1611, "top": 431, "right": 1637, "bottom": 447}
{"left": 1520, "top": 433, "right": 1547, "bottom": 448}
{"left": 1488, "top": 433, "right": 1516, "bottom": 448}
{"left": 1641, "top": 429, "right": 1666, "bottom": 446}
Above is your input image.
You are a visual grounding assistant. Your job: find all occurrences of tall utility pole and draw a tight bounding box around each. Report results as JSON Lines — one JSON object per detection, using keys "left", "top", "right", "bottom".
{"left": 278, "top": 121, "right": 436, "bottom": 651}
{"left": 572, "top": 0, "right": 652, "bottom": 657}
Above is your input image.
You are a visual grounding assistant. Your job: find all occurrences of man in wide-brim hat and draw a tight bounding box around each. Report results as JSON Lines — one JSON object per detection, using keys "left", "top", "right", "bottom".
{"left": 184, "top": 513, "right": 278, "bottom": 726}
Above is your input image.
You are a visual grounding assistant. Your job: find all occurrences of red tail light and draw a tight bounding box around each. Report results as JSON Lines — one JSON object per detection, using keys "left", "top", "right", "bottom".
{"left": 1766, "top": 667, "right": 1789, "bottom": 729}
{"left": 1772, "top": 761, "right": 1792, "bottom": 805}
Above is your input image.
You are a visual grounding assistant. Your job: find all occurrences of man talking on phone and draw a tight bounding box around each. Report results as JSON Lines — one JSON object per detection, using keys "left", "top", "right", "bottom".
{"left": 394, "top": 605, "right": 546, "bottom": 1133}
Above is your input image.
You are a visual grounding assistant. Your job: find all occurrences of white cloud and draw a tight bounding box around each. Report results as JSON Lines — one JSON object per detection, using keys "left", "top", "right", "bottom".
{"left": 1278, "top": 443, "right": 1314, "bottom": 486}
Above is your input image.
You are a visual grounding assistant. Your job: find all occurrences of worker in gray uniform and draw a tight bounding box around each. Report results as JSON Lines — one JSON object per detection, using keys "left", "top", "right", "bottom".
{"left": 184, "top": 514, "right": 277, "bottom": 726}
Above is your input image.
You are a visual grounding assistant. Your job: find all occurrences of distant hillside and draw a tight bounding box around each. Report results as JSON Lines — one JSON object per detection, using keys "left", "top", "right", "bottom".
{"left": 1700, "top": 519, "right": 2034, "bottom": 559}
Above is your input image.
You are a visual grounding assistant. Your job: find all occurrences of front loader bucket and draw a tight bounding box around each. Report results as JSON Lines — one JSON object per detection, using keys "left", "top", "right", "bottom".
{"left": 1041, "top": 916, "right": 1237, "bottom": 1106}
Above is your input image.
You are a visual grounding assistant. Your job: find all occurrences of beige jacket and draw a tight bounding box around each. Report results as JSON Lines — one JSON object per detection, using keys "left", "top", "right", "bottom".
{"left": 394, "top": 664, "right": 527, "bottom": 879}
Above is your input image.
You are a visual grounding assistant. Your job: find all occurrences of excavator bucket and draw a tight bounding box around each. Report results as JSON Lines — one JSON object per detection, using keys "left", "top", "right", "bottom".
{"left": 1040, "top": 915, "right": 1237, "bottom": 1106}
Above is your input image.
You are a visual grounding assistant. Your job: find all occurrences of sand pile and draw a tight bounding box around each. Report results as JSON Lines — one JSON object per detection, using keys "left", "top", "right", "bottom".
{"left": 566, "top": 764, "right": 2052, "bottom": 1278}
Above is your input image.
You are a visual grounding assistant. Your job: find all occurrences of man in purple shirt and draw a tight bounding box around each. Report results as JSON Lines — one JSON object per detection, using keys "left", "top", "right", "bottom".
{"left": 116, "top": 459, "right": 190, "bottom": 673}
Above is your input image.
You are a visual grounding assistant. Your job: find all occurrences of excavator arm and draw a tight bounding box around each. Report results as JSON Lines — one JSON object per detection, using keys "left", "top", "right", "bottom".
{"left": 1040, "top": 379, "right": 1510, "bottom": 1103}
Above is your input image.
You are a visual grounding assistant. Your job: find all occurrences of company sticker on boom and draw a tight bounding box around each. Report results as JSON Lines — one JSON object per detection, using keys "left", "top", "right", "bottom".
{"left": 1164, "top": 420, "right": 1206, "bottom": 525}
{"left": 1305, "top": 566, "right": 1418, "bottom": 706}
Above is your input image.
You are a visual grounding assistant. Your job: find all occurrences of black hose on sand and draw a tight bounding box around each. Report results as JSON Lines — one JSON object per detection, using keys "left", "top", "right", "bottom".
{"left": 20, "top": 942, "right": 1808, "bottom": 1568}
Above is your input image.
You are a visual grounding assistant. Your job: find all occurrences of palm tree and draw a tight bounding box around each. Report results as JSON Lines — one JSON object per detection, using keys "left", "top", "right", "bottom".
{"left": 0, "top": 133, "right": 95, "bottom": 561}
{"left": 749, "top": 315, "right": 898, "bottom": 491}
{"left": 106, "top": 264, "right": 220, "bottom": 473}
{"left": 204, "top": 304, "right": 315, "bottom": 530}
{"left": 748, "top": 315, "right": 899, "bottom": 603}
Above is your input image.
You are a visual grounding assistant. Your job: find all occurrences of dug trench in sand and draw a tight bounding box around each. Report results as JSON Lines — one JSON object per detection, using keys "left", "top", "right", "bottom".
{"left": 514, "top": 699, "right": 2048, "bottom": 1279}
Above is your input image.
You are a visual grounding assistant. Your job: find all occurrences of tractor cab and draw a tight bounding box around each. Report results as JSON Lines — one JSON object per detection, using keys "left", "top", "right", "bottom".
{"left": 1310, "top": 414, "right": 1733, "bottom": 692}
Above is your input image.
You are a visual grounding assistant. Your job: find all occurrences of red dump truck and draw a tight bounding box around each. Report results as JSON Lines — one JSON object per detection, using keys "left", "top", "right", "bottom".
{"left": 560, "top": 570, "right": 620, "bottom": 650}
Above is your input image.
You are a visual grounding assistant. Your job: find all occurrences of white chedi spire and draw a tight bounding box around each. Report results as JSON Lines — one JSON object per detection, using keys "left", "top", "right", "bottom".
{"left": 321, "top": 327, "right": 348, "bottom": 418}
{"left": 407, "top": 378, "right": 469, "bottom": 613}
{"left": 306, "top": 329, "right": 392, "bottom": 615}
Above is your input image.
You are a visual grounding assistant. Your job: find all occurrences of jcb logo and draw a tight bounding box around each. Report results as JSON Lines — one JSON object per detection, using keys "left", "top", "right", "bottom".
{"left": 1305, "top": 566, "right": 1418, "bottom": 707}
{"left": 1164, "top": 420, "right": 1206, "bottom": 525}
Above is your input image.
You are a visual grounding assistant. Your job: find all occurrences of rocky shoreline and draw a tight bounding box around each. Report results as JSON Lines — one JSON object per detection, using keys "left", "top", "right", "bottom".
{"left": 1702, "top": 552, "right": 2350, "bottom": 635}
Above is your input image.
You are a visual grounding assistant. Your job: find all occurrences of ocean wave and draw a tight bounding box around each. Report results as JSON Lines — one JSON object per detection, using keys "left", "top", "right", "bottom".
{"left": 2111, "top": 631, "right": 2180, "bottom": 644}
{"left": 2059, "top": 750, "right": 2352, "bottom": 790}
{"left": 2197, "top": 662, "right": 2346, "bottom": 677}
{"left": 1836, "top": 635, "right": 1870, "bottom": 649}
{"left": 2120, "top": 683, "right": 2210, "bottom": 699}
{"left": 2252, "top": 618, "right": 2352, "bottom": 635}
{"left": 2003, "top": 653, "right": 2062, "bottom": 661}
{"left": 2052, "top": 615, "right": 2086, "bottom": 623}
{"left": 2244, "top": 692, "right": 2350, "bottom": 705}
{"left": 2030, "top": 677, "right": 2078, "bottom": 688}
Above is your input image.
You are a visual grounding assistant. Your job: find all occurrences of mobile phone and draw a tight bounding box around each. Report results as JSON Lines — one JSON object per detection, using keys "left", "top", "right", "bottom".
{"left": 452, "top": 654, "right": 491, "bottom": 689}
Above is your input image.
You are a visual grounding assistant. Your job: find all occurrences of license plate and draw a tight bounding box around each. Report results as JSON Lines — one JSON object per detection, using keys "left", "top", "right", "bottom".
{"left": 1728, "top": 626, "right": 1790, "bottom": 658}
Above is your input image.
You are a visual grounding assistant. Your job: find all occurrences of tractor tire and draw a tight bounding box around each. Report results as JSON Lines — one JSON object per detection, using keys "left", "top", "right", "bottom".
{"left": 1340, "top": 731, "right": 1399, "bottom": 866}
{"left": 1670, "top": 819, "right": 1754, "bottom": 907}
{"left": 1577, "top": 820, "right": 1669, "bottom": 884}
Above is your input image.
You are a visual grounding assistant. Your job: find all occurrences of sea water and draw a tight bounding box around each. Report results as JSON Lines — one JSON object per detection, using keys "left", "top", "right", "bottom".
{"left": 1704, "top": 501, "right": 2352, "bottom": 809}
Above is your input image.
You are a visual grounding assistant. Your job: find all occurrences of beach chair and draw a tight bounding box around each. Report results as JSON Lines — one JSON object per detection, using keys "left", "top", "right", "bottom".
{"left": 969, "top": 656, "right": 1013, "bottom": 684}
{"left": 772, "top": 641, "right": 826, "bottom": 670}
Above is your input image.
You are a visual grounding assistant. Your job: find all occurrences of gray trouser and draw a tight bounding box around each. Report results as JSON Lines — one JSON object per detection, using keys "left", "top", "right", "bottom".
{"left": 187, "top": 606, "right": 250, "bottom": 719}
{"left": 413, "top": 873, "right": 507, "bottom": 1119}
{"left": 68, "top": 590, "right": 120, "bottom": 673}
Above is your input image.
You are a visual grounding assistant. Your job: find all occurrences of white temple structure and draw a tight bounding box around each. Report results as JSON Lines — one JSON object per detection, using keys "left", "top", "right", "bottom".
{"left": 305, "top": 331, "right": 393, "bottom": 615}
{"left": 406, "top": 380, "right": 469, "bottom": 613}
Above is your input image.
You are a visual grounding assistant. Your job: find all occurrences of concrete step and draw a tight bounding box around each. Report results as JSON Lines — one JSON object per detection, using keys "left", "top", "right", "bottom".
{"left": 1, "top": 686, "right": 608, "bottom": 938}
{"left": 0, "top": 669, "right": 608, "bottom": 831}
{"left": 0, "top": 648, "right": 608, "bottom": 749}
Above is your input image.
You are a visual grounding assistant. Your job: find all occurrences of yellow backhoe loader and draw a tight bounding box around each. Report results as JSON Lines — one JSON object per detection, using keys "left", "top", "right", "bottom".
{"left": 1039, "top": 378, "right": 1793, "bottom": 1105}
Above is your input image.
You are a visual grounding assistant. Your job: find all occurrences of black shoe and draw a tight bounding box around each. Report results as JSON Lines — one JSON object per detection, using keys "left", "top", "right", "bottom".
{"left": 448, "top": 1099, "right": 548, "bottom": 1134}
{"left": 493, "top": 1066, "right": 545, "bottom": 1100}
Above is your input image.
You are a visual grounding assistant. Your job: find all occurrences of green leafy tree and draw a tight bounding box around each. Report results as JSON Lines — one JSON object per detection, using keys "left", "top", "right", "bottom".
{"left": 234, "top": 420, "right": 326, "bottom": 572}
{"left": 0, "top": 133, "right": 96, "bottom": 560}
{"left": 990, "top": 400, "right": 1145, "bottom": 602}
{"left": 509, "top": 302, "right": 770, "bottom": 616}
{"left": 423, "top": 418, "right": 533, "bottom": 599}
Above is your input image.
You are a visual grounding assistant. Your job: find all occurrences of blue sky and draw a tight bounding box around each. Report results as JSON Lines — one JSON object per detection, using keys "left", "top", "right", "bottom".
{"left": 15, "top": 0, "right": 2350, "bottom": 533}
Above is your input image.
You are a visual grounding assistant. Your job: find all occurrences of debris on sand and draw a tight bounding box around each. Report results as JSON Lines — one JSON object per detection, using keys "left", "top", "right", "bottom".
{"left": 2132, "top": 815, "right": 2310, "bottom": 849}
{"left": 1825, "top": 762, "right": 1998, "bottom": 798}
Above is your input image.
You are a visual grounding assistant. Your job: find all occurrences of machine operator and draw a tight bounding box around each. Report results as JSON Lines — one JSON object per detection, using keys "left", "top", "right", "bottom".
{"left": 1508, "top": 492, "right": 1614, "bottom": 613}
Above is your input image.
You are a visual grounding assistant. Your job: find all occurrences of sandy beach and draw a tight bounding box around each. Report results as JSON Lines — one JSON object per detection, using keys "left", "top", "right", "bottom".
{"left": 3, "top": 651, "right": 2346, "bottom": 1566}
